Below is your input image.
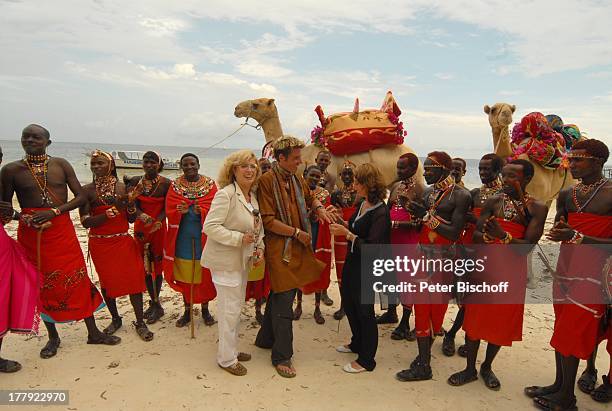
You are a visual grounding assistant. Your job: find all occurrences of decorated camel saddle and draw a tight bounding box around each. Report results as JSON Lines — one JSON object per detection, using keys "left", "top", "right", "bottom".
{"left": 311, "top": 91, "right": 407, "bottom": 156}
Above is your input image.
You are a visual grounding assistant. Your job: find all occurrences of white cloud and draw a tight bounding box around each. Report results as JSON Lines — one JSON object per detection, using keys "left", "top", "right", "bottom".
{"left": 139, "top": 17, "right": 187, "bottom": 37}
{"left": 434, "top": 73, "right": 454, "bottom": 80}
{"left": 237, "top": 61, "right": 292, "bottom": 78}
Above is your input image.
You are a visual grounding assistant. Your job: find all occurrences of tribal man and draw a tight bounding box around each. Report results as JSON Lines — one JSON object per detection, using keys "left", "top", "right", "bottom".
{"left": 444, "top": 153, "right": 504, "bottom": 357}
{"left": 384, "top": 153, "right": 423, "bottom": 341}
{"left": 164, "top": 153, "right": 217, "bottom": 328}
{"left": 125, "top": 151, "right": 171, "bottom": 324}
{"left": 526, "top": 139, "right": 611, "bottom": 408}
{"left": 396, "top": 151, "right": 471, "bottom": 382}
{"left": 329, "top": 161, "right": 360, "bottom": 320}
{"left": 451, "top": 157, "right": 467, "bottom": 188}
{"left": 0, "top": 145, "right": 40, "bottom": 373}
{"left": 295, "top": 165, "right": 333, "bottom": 325}
{"left": 1, "top": 124, "right": 120, "bottom": 359}
{"left": 448, "top": 159, "right": 546, "bottom": 390}
{"left": 254, "top": 136, "right": 332, "bottom": 378}
{"left": 81, "top": 150, "right": 153, "bottom": 341}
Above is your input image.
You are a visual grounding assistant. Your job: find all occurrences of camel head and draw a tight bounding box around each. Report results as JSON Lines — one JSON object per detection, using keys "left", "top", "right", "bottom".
{"left": 234, "top": 98, "right": 278, "bottom": 124}
{"left": 484, "top": 103, "right": 515, "bottom": 129}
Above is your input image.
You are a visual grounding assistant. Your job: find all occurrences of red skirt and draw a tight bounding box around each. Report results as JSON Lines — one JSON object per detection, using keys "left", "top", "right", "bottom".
{"left": 18, "top": 209, "right": 103, "bottom": 323}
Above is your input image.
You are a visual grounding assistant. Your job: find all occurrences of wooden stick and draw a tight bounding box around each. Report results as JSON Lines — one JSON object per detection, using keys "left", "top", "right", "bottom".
{"left": 190, "top": 238, "right": 196, "bottom": 339}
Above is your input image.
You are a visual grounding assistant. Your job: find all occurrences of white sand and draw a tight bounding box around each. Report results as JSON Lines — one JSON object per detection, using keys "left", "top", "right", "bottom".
{"left": 1, "top": 204, "right": 608, "bottom": 411}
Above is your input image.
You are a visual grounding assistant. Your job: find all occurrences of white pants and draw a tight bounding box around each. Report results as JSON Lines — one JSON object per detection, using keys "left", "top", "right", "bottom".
{"left": 212, "top": 270, "right": 248, "bottom": 367}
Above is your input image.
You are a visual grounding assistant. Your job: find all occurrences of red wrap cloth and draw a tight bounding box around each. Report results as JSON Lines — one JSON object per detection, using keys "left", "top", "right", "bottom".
{"left": 333, "top": 206, "right": 356, "bottom": 286}
{"left": 1, "top": 224, "right": 41, "bottom": 336}
{"left": 88, "top": 206, "right": 146, "bottom": 298}
{"left": 461, "top": 207, "right": 481, "bottom": 244}
{"left": 391, "top": 203, "right": 420, "bottom": 309}
{"left": 302, "top": 192, "right": 332, "bottom": 294}
{"left": 18, "top": 209, "right": 103, "bottom": 323}
{"left": 134, "top": 195, "right": 166, "bottom": 276}
{"left": 463, "top": 219, "right": 527, "bottom": 346}
{"left": 413, "top": 225, "right": 454, "bottom": 337}
{"left": 550, "top": 212, "right": 612, "bottom": 360}
{"left": 245, "top": 268, "right": 270, "bottom": 301}
{"left": 163, "top": 183, "right": 217, "bottom": 304}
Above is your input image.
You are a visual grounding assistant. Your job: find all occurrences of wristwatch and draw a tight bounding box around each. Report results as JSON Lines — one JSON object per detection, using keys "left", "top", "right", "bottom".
{"left": 51, "top": 207, "right": 61, "bottom": 216}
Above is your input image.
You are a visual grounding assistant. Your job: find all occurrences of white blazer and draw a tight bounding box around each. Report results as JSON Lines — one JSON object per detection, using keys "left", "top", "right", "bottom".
{"left": 201, "top": 182, "right": 265, "bottom": 274}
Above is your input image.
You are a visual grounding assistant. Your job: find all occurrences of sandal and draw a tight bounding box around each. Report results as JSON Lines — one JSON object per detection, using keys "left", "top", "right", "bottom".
{"left": 237, "top": 352, "right": 251, "bottom": 362}
{"left": 391, "top": 325, "right": 409, "bottom": 340}
{"left": 524, "top": 385, "right": 559, "bottom": 399}
{"left": 333, "top": 308, "right": 345, "bottom": 320}
{"left": 577, "top": 368, "right": 598, "bottom": 394}
{"left": 176, "top": 313, "right": 190, "bottom": 328}
{"left": 396, "top": 362, "right": 433, "bottom": 382}
{"left": 321, "top": 292, "right": 334, "bottom": 306}
{"left": 448, "top": 369, "right": 478, "bottom": 386}
{"left": 435, "top": 327, "right": 445, "bottom": 337}
{"left": 219, "top": 362, "right": 247, "bottom": 376}
{"left": 457, "top": 344, "right": 467, "bottom": 357}
{"left": 202, "top": 311, "right": 217, "bottom": 326}
{"left": 146, "top": 305, "right": 164, "bottom": 325}
{"left": 275, "top": 361, "right": 296, "bottom": 378}
{"left": 480, "top": 367, "right": 501, "bottom": 391}
{"left": 103, "top": 318, "right": 123, "bottom": 335}
{"left": 533, "top": 395, "right": 577, "bottom": 411}
{"left": 293, "top": 305, "right": 302, "bottom": 321}
{"left": 143, "top": 301, "right": 155, "bottom": 320}
{"left": 590, "top": 375, "right": 610, "bottom": 403}
{"left": 314, "top": 309, "right": 325, "bottom": 325}
{"left": 406, "top": 329, "right": 416, "bottom": 342}
{"left": 40, "top": 338, "right": 61, "bottom": 359}
{"left": 134, "top": 321, "right": 154, "bottom": 342}
{"left": 87, "top": 333, "right": 121, "bottom": 346}
{"left": 442, "top": 333, "right": 456, "bottom": 356}
{"left": 0, "top": 359, "right": 22, "bottom": 373}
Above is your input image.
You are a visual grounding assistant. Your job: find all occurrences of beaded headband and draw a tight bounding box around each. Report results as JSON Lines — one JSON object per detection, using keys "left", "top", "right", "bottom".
{"left": 91, "top": 150, "right": 116, "bottom": 175}
{"left": 425, "top": 156, "right": 449, "bottom": 170}
{"left": 567, "top": 153, "right": 602, "bottom": 160}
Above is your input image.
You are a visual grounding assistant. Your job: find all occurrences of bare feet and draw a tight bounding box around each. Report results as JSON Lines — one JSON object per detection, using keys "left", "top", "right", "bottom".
{"left": 275, "top": 361, "right": 296, "bottom": 378}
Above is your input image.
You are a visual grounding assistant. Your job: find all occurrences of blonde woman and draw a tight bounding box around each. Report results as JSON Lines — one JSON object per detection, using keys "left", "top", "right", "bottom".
{"left": 202, "top": 150, "right": 264, "bottom": 376}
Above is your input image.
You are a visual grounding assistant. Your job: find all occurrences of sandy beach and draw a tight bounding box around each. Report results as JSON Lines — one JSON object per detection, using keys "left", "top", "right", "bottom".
{"left": 1, "top": 203, "right": 608, "bottom": 411}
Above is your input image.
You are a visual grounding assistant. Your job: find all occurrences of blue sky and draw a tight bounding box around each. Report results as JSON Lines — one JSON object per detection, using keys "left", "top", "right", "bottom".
{"left": 0, "top": 0, "right": 610, "bottom": 157}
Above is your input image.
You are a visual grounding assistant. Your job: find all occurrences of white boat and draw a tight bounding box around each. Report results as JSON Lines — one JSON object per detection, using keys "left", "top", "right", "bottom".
{"left": 110, "top": 151, "right": 181, "bottom": 170}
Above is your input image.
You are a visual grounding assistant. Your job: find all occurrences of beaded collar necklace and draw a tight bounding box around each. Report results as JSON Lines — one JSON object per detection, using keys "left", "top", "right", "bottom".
{"left": 23, "top": 153, "right": 52, "bottom": 206}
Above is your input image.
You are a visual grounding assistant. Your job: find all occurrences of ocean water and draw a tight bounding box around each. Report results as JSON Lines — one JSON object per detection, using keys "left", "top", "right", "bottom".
{"left": 0, "top": 140, "right": 237, "bottom": 184}
{"left": 0, "top": 139, "right": 549, "bottom": 189}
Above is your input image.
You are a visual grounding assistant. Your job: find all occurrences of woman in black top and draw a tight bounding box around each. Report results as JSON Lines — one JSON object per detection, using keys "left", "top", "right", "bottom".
{"left": 330, "top": 163, "right": 391, "bottom": 373}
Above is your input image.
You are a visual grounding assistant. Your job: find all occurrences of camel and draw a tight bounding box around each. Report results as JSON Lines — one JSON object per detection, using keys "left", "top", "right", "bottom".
{"left": 484, "top": 103, "right": 574, "bottom": 205}
{"left": 234, "top": 98, "right": 423, "bottom": 187}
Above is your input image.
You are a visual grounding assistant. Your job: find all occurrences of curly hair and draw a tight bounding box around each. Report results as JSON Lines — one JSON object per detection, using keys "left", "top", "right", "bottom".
{"left": 217, "top": 150, "right": 261, "bottom": 189}
{"left": 355, "top": 163, "right": 387, "bottom": 203}
{"left": 481, "top": 153, "right": 504, "bottom": 173}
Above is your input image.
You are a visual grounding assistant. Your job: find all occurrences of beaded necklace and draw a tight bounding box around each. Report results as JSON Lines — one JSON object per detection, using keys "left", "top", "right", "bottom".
{"left": 314, "top": 187, "right": 330, "bottom": 203}
{"left": 340, "top": 184, "right": 357, "bottom": 207}
{"left": 173, "top": 175, "right": 214, "bottom": 200}
{"left": 95, "top": 176, "right": 117, "bottom": 205}
{"left": 393, "top": 177, "right": 416, "bottom": 208}
{"left": 427, "top": 174, "right": 455, "bottom": 210}
{"left": 572, "top": 178, "right": 608, "bottom": 210}
{"left": 23, "top": 154, "right": 52, "bottom": 206}
{"left": 141, "top": 175, "right": 162, "bottom": 196}
{"left": 501, "top": 193, "right": 529, "bottom": 222}
{"left": 479, "top": 177, "right": 503, "bottom": 203}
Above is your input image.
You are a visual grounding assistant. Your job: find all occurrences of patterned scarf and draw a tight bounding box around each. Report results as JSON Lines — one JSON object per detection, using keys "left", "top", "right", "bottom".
{"left": 271, "top": 162, "right": 311, "bottom": 263}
